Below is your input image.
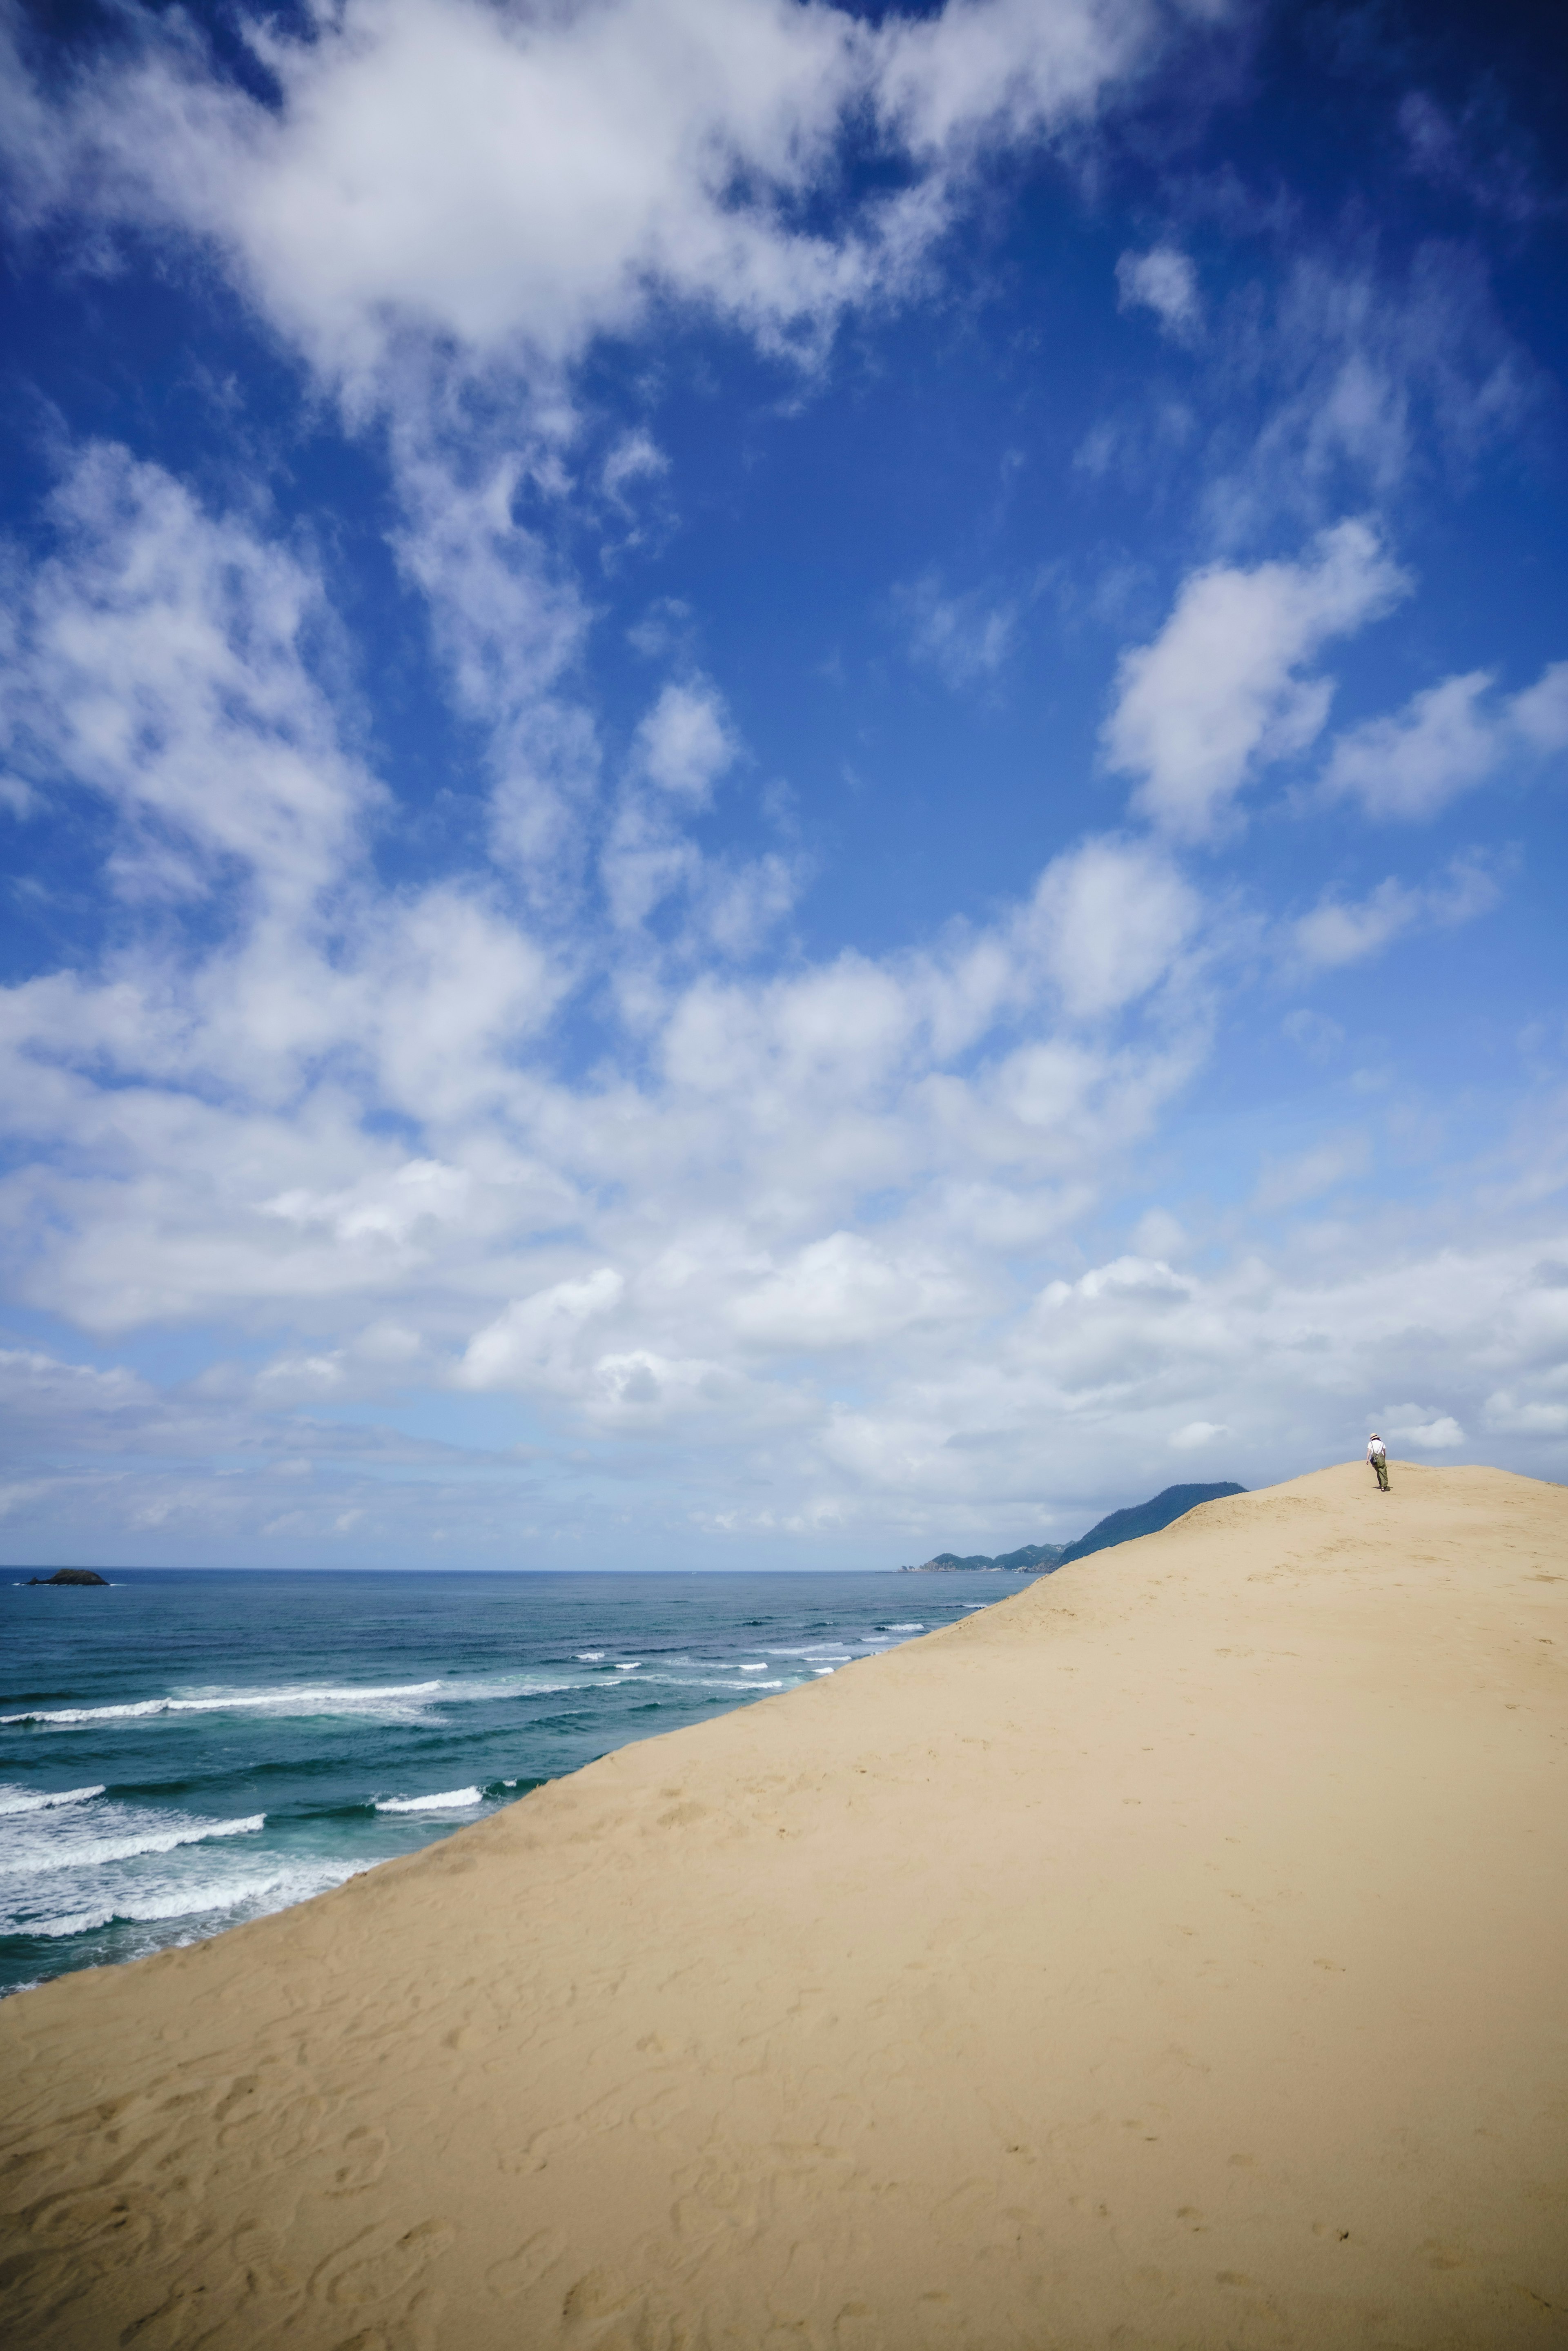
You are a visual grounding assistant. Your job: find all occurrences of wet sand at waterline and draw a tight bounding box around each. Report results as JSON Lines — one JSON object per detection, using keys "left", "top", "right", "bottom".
{"left": 3, "top": 1462, "right": 1565, "bottom": 2350}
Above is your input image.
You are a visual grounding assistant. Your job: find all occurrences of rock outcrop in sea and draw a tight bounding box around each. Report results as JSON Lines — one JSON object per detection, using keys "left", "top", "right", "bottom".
{"left": 25, "top": 1569, "right": 109, "bottom": 1586}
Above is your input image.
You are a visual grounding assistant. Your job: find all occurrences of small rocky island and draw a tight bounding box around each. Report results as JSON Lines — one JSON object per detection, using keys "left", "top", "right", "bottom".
{"left": 26, "top": 1568, "right": 109, "bottom": 1586}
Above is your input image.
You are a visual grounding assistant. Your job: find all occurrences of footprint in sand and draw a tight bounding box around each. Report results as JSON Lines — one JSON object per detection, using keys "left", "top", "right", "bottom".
{"left": 312, "top": 2217, "right": 456, "bottom": 2306}
{"left": 486, "top": 2227, "right": 567, "bottom": 2301}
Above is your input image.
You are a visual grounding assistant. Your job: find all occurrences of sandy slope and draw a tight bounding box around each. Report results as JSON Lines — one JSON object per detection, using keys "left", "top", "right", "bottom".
{"left": 2, "top": 1461, "right": 1566, "bottom": 2350}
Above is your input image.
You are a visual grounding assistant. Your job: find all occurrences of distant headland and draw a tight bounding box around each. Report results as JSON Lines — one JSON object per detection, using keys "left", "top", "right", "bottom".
{"left": 900, "top": 1482, "right": 1246, "bottom": 1572}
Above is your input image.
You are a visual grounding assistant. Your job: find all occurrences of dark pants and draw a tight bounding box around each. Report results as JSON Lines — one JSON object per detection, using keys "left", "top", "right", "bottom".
{"left": 1371, "top": 1453, "right": 1389, "bottom": 1490}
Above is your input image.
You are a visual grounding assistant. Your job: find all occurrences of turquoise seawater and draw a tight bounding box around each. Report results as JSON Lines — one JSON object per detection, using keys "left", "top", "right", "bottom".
{"left": 1, "top": 1569, "right": 997, "bottom": 1997}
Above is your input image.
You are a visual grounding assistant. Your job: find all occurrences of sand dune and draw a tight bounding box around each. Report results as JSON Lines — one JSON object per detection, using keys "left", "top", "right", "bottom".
{"left": 3, "top": 1461, "right": 1566, "bottom": 2349}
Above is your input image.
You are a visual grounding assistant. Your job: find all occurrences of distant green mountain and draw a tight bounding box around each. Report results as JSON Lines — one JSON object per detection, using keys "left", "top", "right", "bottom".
{"left": 902, "top": 1486, "right": 1245, "bottom": 1575}
{"left": 1056, "top": 1482, "right": 1245, "bottom": 1565}
{"left": 902, "top": 1544, "right": 1066, "bottom": 1573}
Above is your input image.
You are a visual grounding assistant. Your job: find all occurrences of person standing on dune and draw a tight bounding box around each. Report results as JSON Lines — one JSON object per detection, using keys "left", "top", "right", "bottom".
{"left": 1367, "top": 1433, "right": 1390, "bottom": 1492}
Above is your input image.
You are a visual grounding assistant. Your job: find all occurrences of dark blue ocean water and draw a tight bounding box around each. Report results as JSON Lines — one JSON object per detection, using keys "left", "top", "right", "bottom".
{"left": 0, "top": 1569, "right": 999, "bottom": 1997}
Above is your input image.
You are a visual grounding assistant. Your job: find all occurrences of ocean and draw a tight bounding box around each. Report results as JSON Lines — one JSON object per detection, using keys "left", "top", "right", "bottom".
{"left": 0, "top": 1568, "right": 998, "bottom": 1998}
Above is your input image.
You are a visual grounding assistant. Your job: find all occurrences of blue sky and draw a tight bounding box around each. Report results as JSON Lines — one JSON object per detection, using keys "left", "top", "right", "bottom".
{"left": 1, "top": 0, "right": 1565, "bottom": 1568}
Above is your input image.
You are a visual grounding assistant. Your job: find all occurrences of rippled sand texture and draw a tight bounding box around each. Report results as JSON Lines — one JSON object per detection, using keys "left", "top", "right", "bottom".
{"left": 3, "top": 1461, "right": 1566, "bottom": 2351}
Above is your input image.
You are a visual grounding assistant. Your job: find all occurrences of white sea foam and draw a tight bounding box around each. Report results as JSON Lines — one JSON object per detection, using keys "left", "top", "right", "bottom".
{"left": 2, "top": 1855, "right": 368, "bottom": 1941}
{"left": 0, "top": 1681, "right": 443, "bottom": 1727}
{"left": 885, "top": 1624, "right": 924, "bottom": 1632}
{"left": 374, "top": 1787, "right": 484, "bottom": 1814}
{"left": 0, "top": 1785, "right": 105, "bottom": 1816}
{"left": 739, "top": 1663, "right": 767, "bottom": 1672}
{"left": 0, "top": 1811, "right": 263, "bottom": 1879}
{"left": 0, "top": 1674, "right": 575, "bottom": 1730}
{"left": 577, "top": 1651, "right": 604, "bottom": 1660}
{"left": 614, "top": 1662, "right": 640, "bottom": 1670}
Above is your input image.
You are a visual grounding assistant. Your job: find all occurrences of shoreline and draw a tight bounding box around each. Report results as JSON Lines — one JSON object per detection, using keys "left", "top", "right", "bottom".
{"left": 3, "top": 1460, "right": 1565, "bottom": 2348}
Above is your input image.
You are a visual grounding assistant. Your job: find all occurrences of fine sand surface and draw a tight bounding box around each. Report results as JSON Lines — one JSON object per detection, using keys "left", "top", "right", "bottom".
{"left": 3, "top": 1462, "right": 1566, "bottom": 2350}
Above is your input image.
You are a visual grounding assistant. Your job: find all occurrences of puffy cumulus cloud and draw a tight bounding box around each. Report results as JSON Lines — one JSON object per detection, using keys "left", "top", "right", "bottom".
{"left": 1103, "top": 520, "right": 1410, "bottom": 840}
{"left": 729, "top": 1231, "right": 972, "bottom": 1351}
{"left": 1321, "top": 658, "right": 1568, "bottom": 820}
{"left": 1024, "top": 835, "right": 1199, "bottom": 1020}
{"left": 1169, "top": 1417, "right": 1227, "bottom": 1447}
{"left": 1483, "top": 1389, "right": 1568, "bottom": 1437}
{"left": 1116, "top": 244, "right": 1201, "bottom": 339}
{"left": 633, "top": 679, "right": 739, "bottom": 803}
{"left": 262, "top": 1160, "right": 471, "bottom": 1253}
{"left": 601, "top": 675, "right": 800, "bottom": 949}
{"left": 459, "top": 1268, "right": 626, "bottom": 1392}
{"left": 1380, "top": 1406, "right": 1466, "bottom": 1450}
{"left": 1287, "top": 851, "right": 1501, "bottom": 973}
{"left": 0, "top": 443, "right": 375, "bottom": 912}
{"left": 2, "top": 0, "right": 1206, "bottom": 398}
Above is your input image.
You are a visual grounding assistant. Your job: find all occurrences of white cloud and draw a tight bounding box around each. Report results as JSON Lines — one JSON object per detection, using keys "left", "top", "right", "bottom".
{"left": 1025, "top": 835, "right": 1199, "bottom": 1020}
{"left": 458, "top": 1268, "right": 626, "bottom": 1392}
{"left": 633, "top": 678, "right": 738, "bottom": 803}
{"left": 1510, "top": 660, "right": 1568, "bottom": 753}
{"left": 388, "top": 428, "right": 598, "bottom": 908}
{"left": 262, "top": 1160, "right": 471, "bottom": 1252}
{"left": 1103, "top": 519, "right": 1410, "bottom": 840}
{"left": 1116, "top": 244, "right": 1201, "bottom": 339}
{"left": 0, "top": 443, "right": 374, "bottom": 911}
{"left": 1321, "top": 671, "right": 1499, "bottom": 820}
{"left": 1289, "top": 852, "right": 1500, "bottom": 972}
{"left": 599, "top": 676, "right": 794, "bottom": 948}
{"left": 602, "top": 428, "right": 670, "bottom": 506}
{"left": 730, "top": 1231, "right": 970, "bottom": 1351}
{"left": 1483, "top": 1391, "right": 1568, "bottom": 1437}
{"left": 1169, "top": 1418, "right": 1227, "bottom": 1447}
{"left": 1320, "top": 657, "right": 1568, "bottom": 820}
{"left": 1381, "top": 1406, "right": 1466, "bottom": 1450}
